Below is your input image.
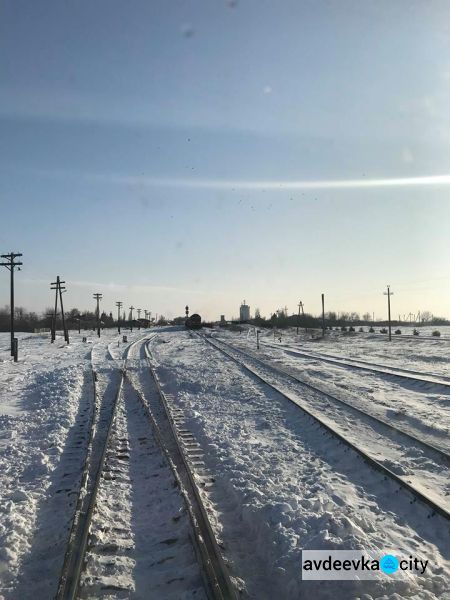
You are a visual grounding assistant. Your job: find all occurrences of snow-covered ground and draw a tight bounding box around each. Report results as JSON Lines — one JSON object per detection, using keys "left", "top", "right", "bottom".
{"left": 151, "top": 330, "right": 450, "bottom": 599}
{"left": 0, "top": 329, "right": 145, "bottom": 598}
{"left": 79, "top": 378, "right": 206, "bottom": 599}
{"left": 222, "top": 327, "right": 450, "bottom": 452}
{"left": 1, "top": 327, "right": 450, "bottom": 599}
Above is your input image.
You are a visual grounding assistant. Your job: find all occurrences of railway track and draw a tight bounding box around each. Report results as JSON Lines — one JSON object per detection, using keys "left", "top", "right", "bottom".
{"left": 262, "top": 341, "right": 450, "bottom": 387}
{"left": 56, "top": 334, "right": 236, "bottom": 600}
{"left": 233, "top": 337, "right": 450, "bottom": 458}
{"left": 202, "top": 334, "right": 450, "bottom": 524}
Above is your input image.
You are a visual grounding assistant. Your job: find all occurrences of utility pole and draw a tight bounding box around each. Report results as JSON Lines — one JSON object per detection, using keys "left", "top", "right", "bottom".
{"left": 297, "top": 301, "right": 304, "bottom": 335}
{"left": 46, "top": 312, "right": 54, "bottom": 336}
{"left": 50, "top": 276, "right": 69, "bottom": 344}
{"left": 1, "top": 252, "right": 23, "bottom": 357}
{"left": 129, "top": 306, "right": 134, "bottom": 332}
{"left": 137, "top": 308, "right": 141, "bottom": 330}
{"left": 60, "top": 285, "right": 68, "bottom": 343}
{"left": 321, "top": 293, "right": 325, "bottom": 336}
{"left": 93, "top": 293, "right": 102, "bottom": 337}
{"left": 116, "top": 301, "right": 123, "bottom": 334}
{"left": 383, "top": 285, "right": 394, "bottom": 341}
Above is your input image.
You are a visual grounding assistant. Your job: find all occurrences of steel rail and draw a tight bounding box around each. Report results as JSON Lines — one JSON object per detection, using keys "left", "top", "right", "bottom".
{"left": 262, "top": 341, "right": 450, "bottom": 388}
{"left": 142, "top": 337, "right": 238, "bottom": 600}
{"left": 55, "top": 338, "right": 135, "bottom": 600}
{"left": 203, "top": 335, "right": 450, "bottom": 523}
{"left": 212, "top": 336, "right": 450, "bottom": 464}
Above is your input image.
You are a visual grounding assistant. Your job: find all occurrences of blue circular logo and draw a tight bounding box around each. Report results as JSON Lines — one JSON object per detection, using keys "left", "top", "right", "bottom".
{"left": 380, "top": 554, "right": 399, "bottom": 574}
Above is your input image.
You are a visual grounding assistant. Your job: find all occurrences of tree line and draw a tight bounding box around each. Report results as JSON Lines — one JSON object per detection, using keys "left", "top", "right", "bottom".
{"left": 243, "top": 310, "right": 450, "bottom": 329}
{"left": 0, "top": 306, "right": 168, "bottom": 332}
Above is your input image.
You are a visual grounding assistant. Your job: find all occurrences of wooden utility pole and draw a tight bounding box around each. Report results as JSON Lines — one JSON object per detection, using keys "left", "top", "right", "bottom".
{"left": 383, "top": 285, "right": 394, "bottom": 341}
{"left": 50, "top": 276, "right": 69, "bottom": 344}
{"left": 59, "top": 283, "right": 68, "bottom": 343}
{"left": 116, "top": 301, "right": 123, "bottom": 334}
{"left": 137, "top": 308, "right": 141, "bottom": 330}
{"left": 93, "top": 293, "right": 102, "bottom": 337}
{"left": 1, "top": 252, "right": 22, "bottom": 357}
{"left": 321, "top": 293, "right": 325, "bottom": 336}
{"left": 129, "top": 306, "right": 134, "bottom": 332}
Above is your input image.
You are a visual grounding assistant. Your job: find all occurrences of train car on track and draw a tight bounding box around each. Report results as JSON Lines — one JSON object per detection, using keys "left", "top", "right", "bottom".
{"left": 185, "top": 313, "right": 202, "bottom": 330}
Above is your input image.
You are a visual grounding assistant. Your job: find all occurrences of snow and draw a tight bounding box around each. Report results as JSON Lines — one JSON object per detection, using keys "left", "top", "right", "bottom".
{"left": 80, "top": 379, "right": 206, "bottom": 599}
{"left": 151, "top": 330, "right": 450, "bottom": 599}
{"left": 1, "top": 327, "right": 450, "bottom": 599}
{"left": 0, "top": 330, "right": 141, "bottom": 598}
{"left": 0, "top": 332, "right": 93, "bottom": 597}
{"left": 227, "top": 327, "right": 450, "bottom": 453}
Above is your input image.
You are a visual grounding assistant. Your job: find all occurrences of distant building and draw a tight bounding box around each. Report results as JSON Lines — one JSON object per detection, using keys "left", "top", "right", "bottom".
{"left": 239, "top": 300, "right": 250, "bottom": 321}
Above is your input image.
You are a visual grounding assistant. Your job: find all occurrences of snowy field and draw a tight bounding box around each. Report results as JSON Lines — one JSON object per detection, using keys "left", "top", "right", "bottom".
{"left": 1, "top": 327, "right": 450, "bottom": 599}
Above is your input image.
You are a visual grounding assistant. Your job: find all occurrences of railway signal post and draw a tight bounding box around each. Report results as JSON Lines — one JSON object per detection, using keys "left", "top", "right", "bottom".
{"left": 1, "top": 252, "right": 23, "bottom": 357}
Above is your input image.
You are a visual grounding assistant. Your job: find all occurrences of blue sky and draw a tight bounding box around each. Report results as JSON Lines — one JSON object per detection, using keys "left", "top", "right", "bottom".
{"left": 1, "top": 0, "right": 450, "bottom": 320}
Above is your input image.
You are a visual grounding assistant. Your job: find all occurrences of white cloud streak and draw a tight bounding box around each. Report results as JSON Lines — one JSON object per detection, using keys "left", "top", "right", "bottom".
{"left": 92, "top": 173, "right": 450, "bottom": 190}
{"left": 25, "top": 167, "right": 450, "bottom": 191}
